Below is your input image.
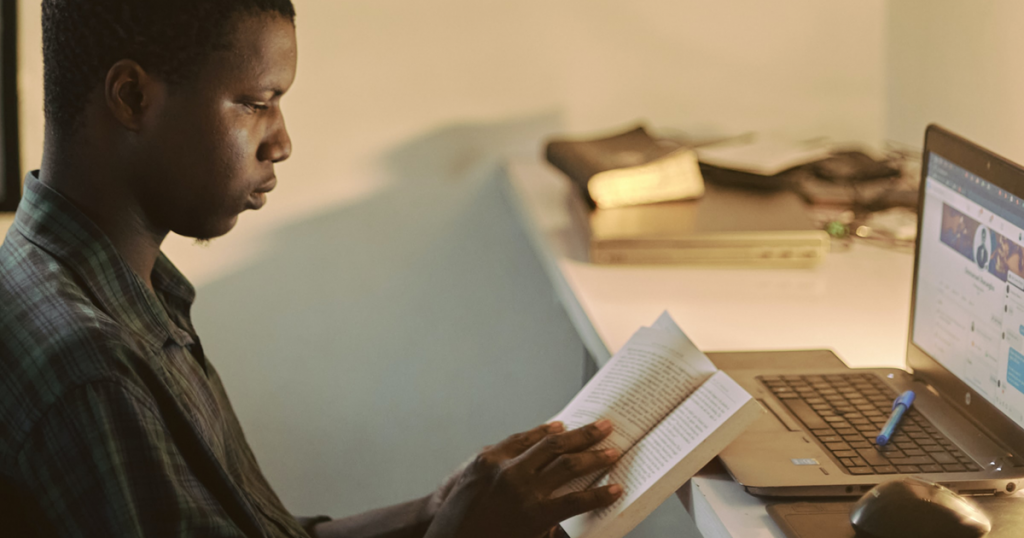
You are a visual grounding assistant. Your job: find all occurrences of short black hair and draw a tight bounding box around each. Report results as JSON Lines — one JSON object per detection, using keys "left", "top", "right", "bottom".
{"left": 42, "top": 0, "right": 296, "bottom": 134}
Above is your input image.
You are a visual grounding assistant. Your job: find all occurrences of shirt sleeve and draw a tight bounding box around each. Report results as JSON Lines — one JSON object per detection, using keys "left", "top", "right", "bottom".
{"left": 15, "top": 380, "right": 252, "bottom": 538}
{"left": 307, "top": 496, "right": 435, "bottom": 538}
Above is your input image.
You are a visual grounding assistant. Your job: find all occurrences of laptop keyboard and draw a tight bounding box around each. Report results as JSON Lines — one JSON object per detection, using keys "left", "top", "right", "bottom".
{"left": 758, "top": 373, "right": 982, "bottom": 475}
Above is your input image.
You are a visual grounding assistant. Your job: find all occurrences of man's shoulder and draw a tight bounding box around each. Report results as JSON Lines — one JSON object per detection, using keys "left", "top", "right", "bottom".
{"left": 0, "top": 235, "right": 153, "bottom": 460}
{"left": 0, "top": 231, "right": 128, "bottom": 357}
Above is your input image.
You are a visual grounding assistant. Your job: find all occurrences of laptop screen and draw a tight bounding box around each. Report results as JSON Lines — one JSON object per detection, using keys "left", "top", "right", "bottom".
{"left": 913, "top": 151, "right": 1024, "bottom": 429}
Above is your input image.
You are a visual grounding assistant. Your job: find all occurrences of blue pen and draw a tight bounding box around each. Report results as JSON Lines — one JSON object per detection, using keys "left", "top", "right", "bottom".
{"left": 876, "top": 390, "right": 916, "bottom": 446}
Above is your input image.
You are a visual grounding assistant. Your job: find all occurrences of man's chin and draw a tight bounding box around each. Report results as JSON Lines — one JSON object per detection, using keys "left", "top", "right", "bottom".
{"left": 175, "top": 215, "right": 239, "bottom": 243}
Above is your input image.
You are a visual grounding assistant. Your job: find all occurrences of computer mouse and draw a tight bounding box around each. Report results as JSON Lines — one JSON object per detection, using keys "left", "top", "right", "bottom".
{"left": 849, "top": 477, "right": 991, "bottom": 538}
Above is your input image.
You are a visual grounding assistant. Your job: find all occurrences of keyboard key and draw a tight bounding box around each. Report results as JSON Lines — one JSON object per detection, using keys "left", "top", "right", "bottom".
{"left": 897, "top": 465, "right": 921, "bottom": 473}
{"left": 942, "top": 463, "right": 967, "bottom": 472}
{"left": 857, "top": 448, "right": 890, "bottom": 466}
{"left": 843, "top": 435, "right": 863, "bottom": 442}
{"left": 919, "top": 464, "right": 943, "bottom": 473}
{"left": 834, "top": 450, "right": 858, "bottom": 458}
{"left": 781, "top": 399, "right": 829, "bottom": 430}
{"left": 877, "top": 446, "right": 904, "bottom": 458}
{"left": 836, "top": 428, "right": 858, "bottom": 435}
{"left": 841, "top": 458, "right": 858, "bottom": 467}
{"left": 849, "top": 466, "right": 874, "bottom": 475}
{"left": 904, "top": 449, "right": 926, "bottom": 456}
{"left": 811, "top": 429, "right": 835, "bottom": 436}
{"left": 819, "top": 435, "right": 842, "bottom": 443}
{"left": 874, "top": 465, "right": 898, "bottom": 474}
{"left": 888, "top": 456, "right": 934, "bottom": 466}
{"left": 826, "top": 442, "right": 851, "bottom": 451}
{"left": 965, "top": 463, "right": 981, "bottom": 472}
{"left": 931, "top": 452, "right": 956, "bottom": 464}
{"left": 850, "top": 441, "right": 871, "bottom": 449}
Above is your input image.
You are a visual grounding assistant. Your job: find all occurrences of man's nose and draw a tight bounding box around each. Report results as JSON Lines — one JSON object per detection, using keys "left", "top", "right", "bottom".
{"left": 259, "top": 115, "right": 292, "bottom": 163}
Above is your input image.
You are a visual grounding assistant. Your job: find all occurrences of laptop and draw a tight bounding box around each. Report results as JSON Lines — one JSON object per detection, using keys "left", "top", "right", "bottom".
{"left": 717, "top": 125, "right": 1024, "bottom": 496}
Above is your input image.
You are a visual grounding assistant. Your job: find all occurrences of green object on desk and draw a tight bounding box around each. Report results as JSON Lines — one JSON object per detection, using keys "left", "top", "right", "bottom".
{"left": 825, "top": 221, "right": 849, "bottom": 238}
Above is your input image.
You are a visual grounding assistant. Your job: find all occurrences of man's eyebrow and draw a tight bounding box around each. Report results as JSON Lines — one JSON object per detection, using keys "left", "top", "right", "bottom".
{"left": 253, "top": 85, "right": 286, "bottom": 97}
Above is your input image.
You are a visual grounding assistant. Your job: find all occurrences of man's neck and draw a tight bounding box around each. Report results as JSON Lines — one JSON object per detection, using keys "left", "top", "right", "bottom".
{"left": 40, "top": 136, "right": 167, "bottom": 292}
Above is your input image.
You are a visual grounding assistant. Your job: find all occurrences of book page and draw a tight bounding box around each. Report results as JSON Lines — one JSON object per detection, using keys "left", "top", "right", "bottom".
{"left": 560, "top": 370, "right": 753, "bottom": 537}
{"left": 650, "top": 310, "right": 687, "bottom": 337}
{"left": 552, "top": 314, "right": 716, "bottom": 494}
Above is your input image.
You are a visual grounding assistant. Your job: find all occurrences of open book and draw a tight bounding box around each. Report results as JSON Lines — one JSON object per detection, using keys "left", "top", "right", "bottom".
{"left": 554, "top": 312, "right": 762, "bottom": 538}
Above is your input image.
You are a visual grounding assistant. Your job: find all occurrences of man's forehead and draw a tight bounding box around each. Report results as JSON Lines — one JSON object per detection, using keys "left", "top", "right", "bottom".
{"left": 203, "top": 12, "right": 297, "bottom": 91}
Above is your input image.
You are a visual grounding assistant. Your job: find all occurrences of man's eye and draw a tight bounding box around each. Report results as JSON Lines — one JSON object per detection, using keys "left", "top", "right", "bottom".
{"left": 244, "top": 102, "right": 269, "bottom": 112}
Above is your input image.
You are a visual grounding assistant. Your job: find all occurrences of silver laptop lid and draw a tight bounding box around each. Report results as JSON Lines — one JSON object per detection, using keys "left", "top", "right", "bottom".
{"left": 908, "top": 125, "right": 1024, "bottom": 455}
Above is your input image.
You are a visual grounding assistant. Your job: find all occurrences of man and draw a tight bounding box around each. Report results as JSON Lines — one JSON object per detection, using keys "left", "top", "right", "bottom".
{"left": 0, "top": 1, "right": 622, "bottom": 536}
{"left": 978, "top": 227, "right": 990, "bottom": 269}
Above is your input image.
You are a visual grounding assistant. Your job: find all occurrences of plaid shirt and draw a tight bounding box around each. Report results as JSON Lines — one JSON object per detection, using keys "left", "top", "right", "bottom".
{"left": 0, "top": 173, "right": 310, "bottom": 537}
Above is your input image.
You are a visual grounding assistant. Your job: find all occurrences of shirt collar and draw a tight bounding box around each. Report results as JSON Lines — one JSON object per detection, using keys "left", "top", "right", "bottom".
{"left": 14, "top": 171, "right": 197, "bottom": 352}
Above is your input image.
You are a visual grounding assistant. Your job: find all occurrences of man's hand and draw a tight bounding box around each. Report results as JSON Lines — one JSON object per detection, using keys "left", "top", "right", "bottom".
{"left": 424, "top": 420, "right": 623, "bottom": 538}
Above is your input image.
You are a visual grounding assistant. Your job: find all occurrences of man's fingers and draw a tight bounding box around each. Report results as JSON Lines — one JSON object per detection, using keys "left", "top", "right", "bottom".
{"left": 544, "top": 484, "right": 624, "bottom": 523}
{"left": 539, "top": 448, "right": 619, "bottom": 489}
{"left": 515, "top": 420, "right": 613, "bottom": 472}
{"left": 488, "top": 422, "right": 564, "bottom": 460}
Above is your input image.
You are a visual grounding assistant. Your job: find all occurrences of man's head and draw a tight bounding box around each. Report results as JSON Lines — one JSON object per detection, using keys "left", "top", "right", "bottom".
{"left": 42, "top": 0, "right": 297, "bottom": 240}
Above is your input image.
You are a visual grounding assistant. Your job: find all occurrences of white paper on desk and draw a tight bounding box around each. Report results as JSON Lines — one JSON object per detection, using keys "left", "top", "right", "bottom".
{"left": 550, "top": 312, "right": 717, "bottom": 495}
{"left": 696, "top": 136, "right": 831, "bottom": 176}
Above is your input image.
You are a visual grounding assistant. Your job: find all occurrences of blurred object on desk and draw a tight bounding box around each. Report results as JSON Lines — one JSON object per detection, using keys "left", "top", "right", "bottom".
{"left": 696, "top": 134, "right": 832, "bottom": 176}
{"left": 812, "top": 150, "right": 901, "bottom": 183}
{"left": 545, "top": 125, "right": 704, "bottom": 210}
{"left": 567, "top": 181, "right": 830, "bottom": 267}
{"left": 804, "top": 144, "right": 922, "bottom": 254}
{"left": 695, "top": 134, "right": 832, "bottom": 191}
{"left": 794, "top": 146, "right": 915, "bottom": 209}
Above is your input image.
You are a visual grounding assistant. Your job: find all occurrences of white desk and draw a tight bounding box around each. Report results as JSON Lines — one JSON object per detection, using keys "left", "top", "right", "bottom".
{"left": 500, "top": 158, "right": 916, "bottom": 538}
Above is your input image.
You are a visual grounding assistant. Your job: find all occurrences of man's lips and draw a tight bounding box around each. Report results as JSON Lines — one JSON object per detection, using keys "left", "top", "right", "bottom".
{"left": 255, "top": 176, "right": 278, "bottom": 194}
{"left": 248, "top": 177, "right": 277, "bottom": 210}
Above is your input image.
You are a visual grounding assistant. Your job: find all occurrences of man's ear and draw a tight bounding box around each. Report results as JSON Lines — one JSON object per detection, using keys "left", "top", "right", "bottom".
{"left": 103, "top": 59, "right": 160, "bottom": 132}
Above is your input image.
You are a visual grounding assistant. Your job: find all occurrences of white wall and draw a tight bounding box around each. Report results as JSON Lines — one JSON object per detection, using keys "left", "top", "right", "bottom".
{"left": 886, "top": 0, "right": 1024, "bottom": 162}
